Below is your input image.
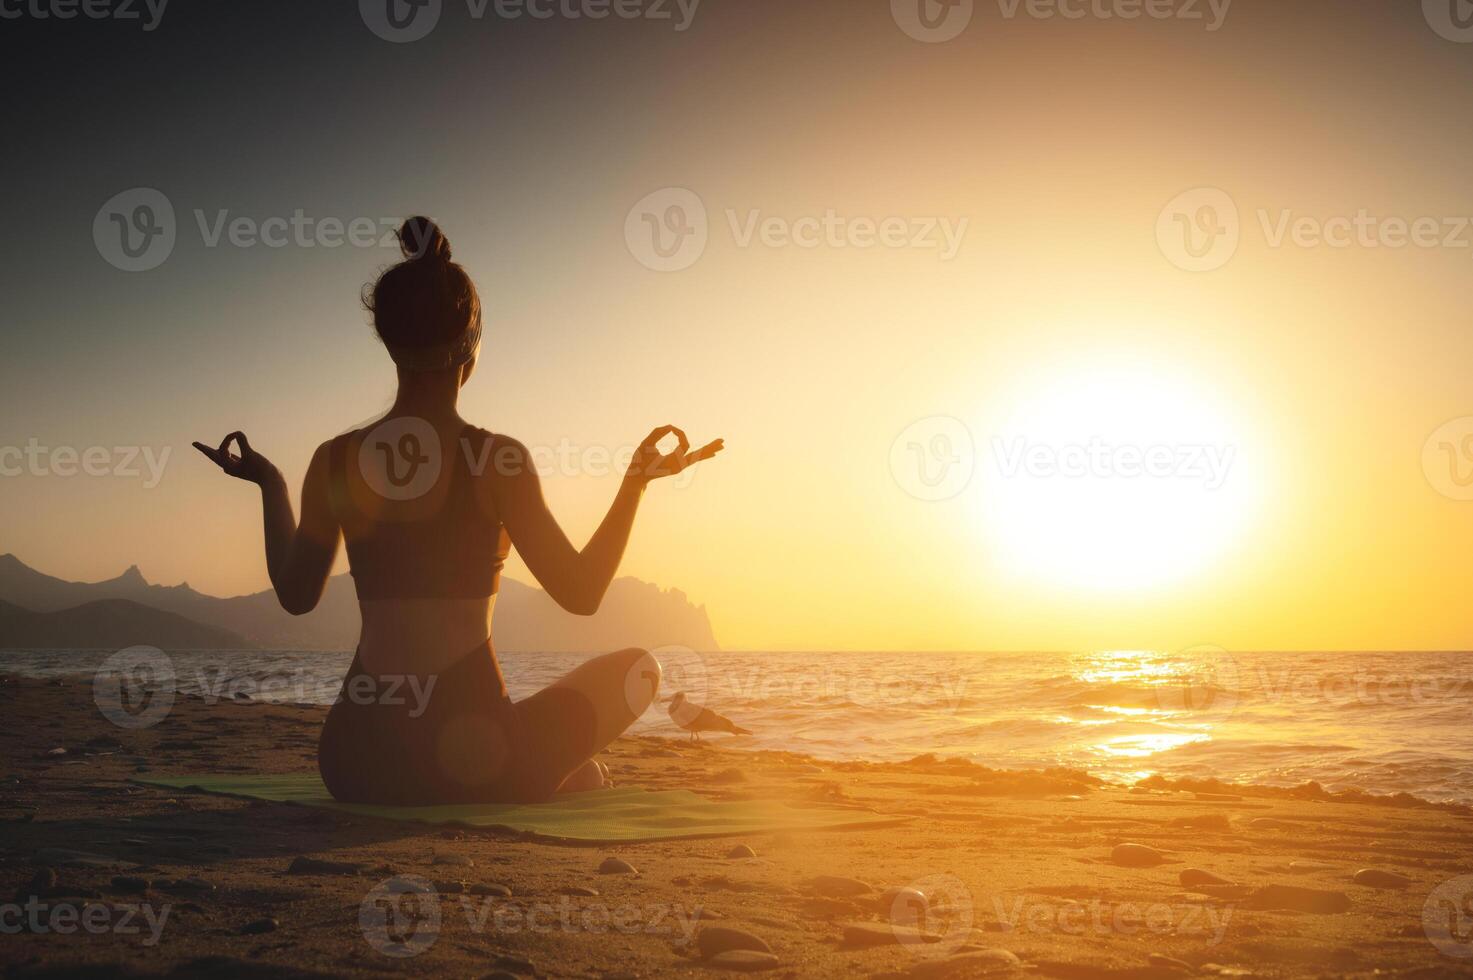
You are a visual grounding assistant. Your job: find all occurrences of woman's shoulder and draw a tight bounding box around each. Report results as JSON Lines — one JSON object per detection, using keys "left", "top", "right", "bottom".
{"left": 462, "top": 429, "right": 534, "bottom": 480}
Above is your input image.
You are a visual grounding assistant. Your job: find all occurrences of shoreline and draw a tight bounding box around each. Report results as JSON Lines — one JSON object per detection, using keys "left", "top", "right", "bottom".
{"left": 5, "top": 665, "right": 1472, "bottom": 816}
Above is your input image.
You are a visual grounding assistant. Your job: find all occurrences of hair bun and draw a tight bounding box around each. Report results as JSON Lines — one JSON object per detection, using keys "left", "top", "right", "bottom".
{"left": 399, "top": 216, "right": 452, "bottom": 263}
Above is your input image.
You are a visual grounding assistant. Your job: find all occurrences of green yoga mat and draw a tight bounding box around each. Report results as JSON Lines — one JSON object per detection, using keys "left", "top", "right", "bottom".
{"left": 133, "top": 774, "right": 908, "bottom": 843}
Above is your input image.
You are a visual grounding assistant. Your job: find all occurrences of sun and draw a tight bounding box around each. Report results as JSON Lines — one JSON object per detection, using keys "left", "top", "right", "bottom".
{"left": 978, "top": 358, "right": 1265, "bottom": 592}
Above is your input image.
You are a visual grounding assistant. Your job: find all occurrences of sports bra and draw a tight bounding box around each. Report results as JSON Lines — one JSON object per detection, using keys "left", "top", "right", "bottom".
{"left": 328, "top": 423, "right": 510, "bottom": 601}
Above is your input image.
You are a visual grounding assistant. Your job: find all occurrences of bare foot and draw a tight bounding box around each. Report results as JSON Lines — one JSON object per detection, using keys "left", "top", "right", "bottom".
{"left": 556, "top": 758, "right": 610, "bottom": 794}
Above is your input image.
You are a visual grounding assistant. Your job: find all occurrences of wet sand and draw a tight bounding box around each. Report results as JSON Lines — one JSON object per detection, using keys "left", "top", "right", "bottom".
{"left": 3, "top": 673, "right": 1472, "bottom": 978}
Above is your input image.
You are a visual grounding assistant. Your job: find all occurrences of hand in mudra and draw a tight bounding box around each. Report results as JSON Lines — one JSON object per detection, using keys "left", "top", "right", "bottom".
{"left": 192, "top": 431, "right": 279, "bottom": 486}
{"left": 627, "top": 426, "right": 723, "bottom": 484}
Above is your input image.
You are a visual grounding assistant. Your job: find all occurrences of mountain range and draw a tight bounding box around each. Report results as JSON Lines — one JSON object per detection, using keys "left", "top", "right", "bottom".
{"left": 0, "top": 554, "right": 719, "bottom": 653}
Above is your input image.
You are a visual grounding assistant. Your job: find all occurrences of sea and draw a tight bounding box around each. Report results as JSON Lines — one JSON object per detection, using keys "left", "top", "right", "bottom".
{"left": 3, "top": 648, "right": 1470, "bottom": 806}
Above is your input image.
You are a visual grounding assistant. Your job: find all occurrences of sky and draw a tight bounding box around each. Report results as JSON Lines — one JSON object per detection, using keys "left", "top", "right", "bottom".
{"left": 3, "top": 0, "right": 1473, "bottom": 652}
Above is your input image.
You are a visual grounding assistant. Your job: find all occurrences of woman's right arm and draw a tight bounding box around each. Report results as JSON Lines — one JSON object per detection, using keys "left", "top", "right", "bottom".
{"left": 489, "top": 426, "right": 722, "bottom": 616}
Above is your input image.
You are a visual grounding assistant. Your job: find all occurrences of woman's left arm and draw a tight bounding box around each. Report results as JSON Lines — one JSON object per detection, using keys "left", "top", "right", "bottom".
{"left": 194, "top": 433, "right": 340, "bottom": 615}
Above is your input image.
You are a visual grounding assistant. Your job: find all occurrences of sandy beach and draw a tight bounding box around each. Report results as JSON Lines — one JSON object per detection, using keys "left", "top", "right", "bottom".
{"left": 3, "top": 673, "right": 1472, "bottom": 979}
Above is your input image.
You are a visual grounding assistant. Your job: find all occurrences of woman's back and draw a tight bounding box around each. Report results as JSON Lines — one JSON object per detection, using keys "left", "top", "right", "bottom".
{"left": 330, "top": 419, "right": 510, "bottom": 676}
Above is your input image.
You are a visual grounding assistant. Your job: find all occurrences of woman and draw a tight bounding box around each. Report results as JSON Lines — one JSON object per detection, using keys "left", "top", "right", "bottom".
{"left": 194, "top": 217, "right": 722, "bottom": 804}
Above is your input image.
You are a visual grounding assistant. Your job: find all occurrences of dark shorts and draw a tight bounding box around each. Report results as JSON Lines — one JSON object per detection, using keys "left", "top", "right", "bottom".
{"left": 318, "top": 641, "right": 597, "bottom": 805}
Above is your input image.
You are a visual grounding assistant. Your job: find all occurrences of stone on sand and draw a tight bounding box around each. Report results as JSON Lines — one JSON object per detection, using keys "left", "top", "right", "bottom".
{"left": 810, "top": 874, "right": 873, "bottom": 897}
{"left": 1179, "top": 868, "right": 1235, "bottom": 887}
{"left": 28, "top": 867, "right": 57, "bottom": 896}
{"left": 697, "top": 925, "right": 773, "bottom": 958}
{"left": 1111, "top": 843, "right": 1166, "bottom": 867}
{"left": 598, "top": 857, "right": 638, "bottom": 874}
{"left": 727, "top": 844, "right": 757, "bottom": 859}
{"left": 1148, "top": 953, "right": 1196, "bottom": 972}
{"left": 1353, "top": 868, "right": 1412, "bottom": 889}
{"left": 470, "top": 882, "right": 513, "bottom": 897}
{"left": 907, "top": 949, "right": 1021, "bottom": 978}
{"left": 706, "top": 949, "right": 781, "bottom": 971}
{"left": 879, "top": 885, "right": 928, "bottom": 912}
{"left": 1247, "top": 817, "right": 1296, "bottom": 831}
{"left": 238, "top": 916, "right": 279, "bottom": 935}
{"left": 1244, "top": 883, "right": 1352, "bottom": 913}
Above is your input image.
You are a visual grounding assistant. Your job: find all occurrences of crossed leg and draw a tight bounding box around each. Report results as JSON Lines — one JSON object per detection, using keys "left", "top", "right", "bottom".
{"left": 511, "top": 647, "right": 662, "bottom": 797}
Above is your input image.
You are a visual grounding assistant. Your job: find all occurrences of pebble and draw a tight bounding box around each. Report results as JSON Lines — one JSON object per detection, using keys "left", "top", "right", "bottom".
{"left": 433, "top": 880, "right": 466, "bottom": 894}
{"left": 1111, "top": 843, "right": 1166, "bottom": 867}
{"left": 110, "top": 875, "right": 149, "bottom": 894}
{"left": 238, "top": 916, "right": 278, "bottom": 935}
{"left": 698, "top": 925, "right": 773, "bottom": 958}
{"left": 43, "top": 747, "right": 67, "bottom": 758}
{"left": 907, "top": 949, "right": 1021, "bottom": 978}
{"left": 1353, "top": 868, "right": 1412, "bottom": 889}
{"left": 705, "top": 950, "right": 781, "bottom": 971}
{"left": 1245, "top": 884, "right": 1351, "bottom": 914}
{"left": 470, "top": 882, "right": 512, "bottom": 897}
{"left": 1148, "top": 953, "right": 1196, "bottom": 972}
{"left": 559, "top": 885, "right": 600, "bottom": 897}
{"left": 727, "top": 844, "right": 757, "bottom": 860}
{"left": 1180, "top": 868, "right": 1235, "bottom": 887}
{"left": 879, "top": 886, "right": 928, "bottom": 912}
{"left": 810, "top": 874, "right": 873, "bottom": 897}
{"left": 23, "top": 867, "right": 57, "bottom": 898}
{"left": 598, "top": 857, "right": 638, "bottom": 875}
{"left": 841, "top": 921, "right": 925, "bottom": 948}
{"left": 1247, "top": 817, "right": 1295, "bottom": 831}
{"left": 432, "top": 853, "right": 474, "bottom": 867}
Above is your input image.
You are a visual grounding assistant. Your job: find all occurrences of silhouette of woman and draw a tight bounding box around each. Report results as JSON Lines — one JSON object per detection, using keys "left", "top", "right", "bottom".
{"left": 194, "top": 217, "right": 722, "bottom": 803}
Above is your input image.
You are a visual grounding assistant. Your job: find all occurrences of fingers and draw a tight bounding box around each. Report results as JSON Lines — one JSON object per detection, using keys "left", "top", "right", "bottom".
{"left": 686, "top": 439, "right": 724, "bottom": 463}
{"left": 222, "top": 431, "right": 251, "bottom": 458}
{"left": 669, "top": 427, "right": 690, "bottom": 458}
{"left": 640, "top": 425, "right": 677, "bottom": 451}
{"left": 192, "top": 441, "right": 224, "bottom": 466}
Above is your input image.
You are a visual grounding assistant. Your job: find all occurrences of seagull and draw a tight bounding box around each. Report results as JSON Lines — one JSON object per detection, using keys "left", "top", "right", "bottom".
{"left": 667, "top": 692, "right": 751, "bottom": 741}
